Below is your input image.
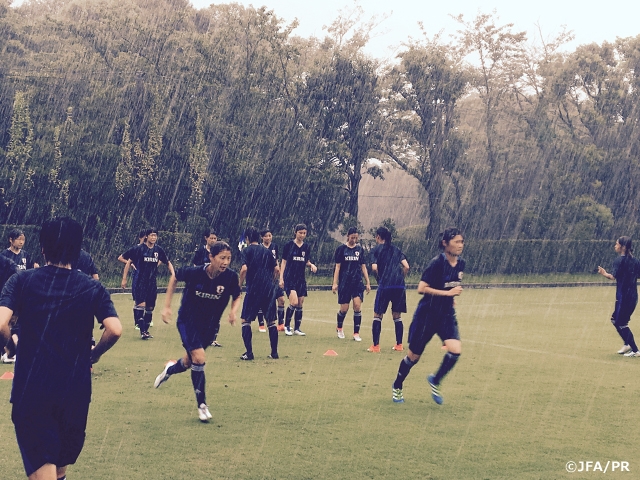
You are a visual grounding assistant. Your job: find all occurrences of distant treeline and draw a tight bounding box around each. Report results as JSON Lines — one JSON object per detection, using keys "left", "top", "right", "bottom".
{"left": 1, "top": 0, "right": 640, "bottom": 249}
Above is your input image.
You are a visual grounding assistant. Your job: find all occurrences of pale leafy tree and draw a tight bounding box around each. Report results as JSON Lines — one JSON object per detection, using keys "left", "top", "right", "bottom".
{"left": 49, "top": 126, "right": 70, "bottom": 217}
{"left": 187, "top": 111, "right": 209, "bottom": 219}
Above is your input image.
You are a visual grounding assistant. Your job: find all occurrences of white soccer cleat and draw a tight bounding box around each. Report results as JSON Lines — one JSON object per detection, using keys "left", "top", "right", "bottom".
{"left": 284, "top": 327, "right": 293, "bottom": 336}
{"left": 1, "top": 352, "right": 15, "bottom": 364}
{"left": 618, "top": 345, "right": 632, "bottom": 354}
{"left": 623, "top": 350, "right": 640, "bottom": 357}
{"left": 294, "top": 329, "right": 306, "bottom": 336}
{"left": 336, "top": 328, "right": 345, "bottom": 339}
{"left": 154, "top": 361, "right": 176, "bottom": 388}
{"left": 353, "top": 333, "right": 362, "bottom": 342}
{"left": 198, "top": 403, "right": 212, "bottom": 422}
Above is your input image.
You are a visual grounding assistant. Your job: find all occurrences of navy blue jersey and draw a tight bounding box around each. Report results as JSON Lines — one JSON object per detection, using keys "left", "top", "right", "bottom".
{"left": 263, "top": 242, "right": 279, "bottom": 262}
{"left": 418, "top": 253, "right": 465, "bottom": 315}
{"left": 122, "top": 243, "right": 169, "bottom": 285}
{"left": 72, "top": 249, "right": 99, "bottom": 277}
{"left": 334, "top": 244, "right": 366, "bottom": 290}
{"left": 0, "top": 266, "right": 117, "bottom": 404}
{"left": 176, "top": 266, "right": 241, "bottom": 331}
{"left": 282, "top": 241, "right": 310, "bottom": 283}
{"left": 192, "top": 245, "right": 210, "bottom": 266}
{"left": 370, "top": 243, "right": 407, "bottom": 288}
{"left": 242, "top": 244, "right": 276, "bottom": 294}
{"left": 0, "top": 248, "right": 35, "bottom": 271}
{"left": 612, "top": 255, "right": 640, "bottom": 302}
{"left": 0, "top": 255, "right": 18, "bottom": 290}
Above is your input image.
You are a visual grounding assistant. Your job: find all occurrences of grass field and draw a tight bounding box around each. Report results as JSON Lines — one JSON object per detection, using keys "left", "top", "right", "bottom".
{"left": 1, "top": 287, "right": 639, "bottom": 479}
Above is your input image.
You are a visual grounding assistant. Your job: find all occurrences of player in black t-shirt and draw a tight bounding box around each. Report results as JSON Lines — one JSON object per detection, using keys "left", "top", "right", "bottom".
{"left": 0, "top": 217, "right": 121, "bottom": 480}
{"left": 118, "top": 229, "right": 147, "bottom": 321}
{"left": 257, "top": 228, "right": 286, "bottom": 332}
{"left": 0, "top": 255, "right": 18, "bottom": 364}
{"left": 369, "top": 227, "right": 410, "bottom": 352}
{"left": 192, "top": 228, "right": 218, "bottom": 266}
{"left": 392, "top": 228, "right": 465, "bottom": 405}
{"left": 598, "top": 236, "right": 640, "bottom": 357}
{"left": 0, "top": 228, "right": 40, "bottom": 271}
{"left": 279, "top": 224, "right": 317, "bottom": 336}
{"left": 238, "top": 227, "right": 279, "bottom": 360}
{"left": 332, "top": 227, "right": 371, "bottom": 342}
{"left": 121, "top": 228, "right": 175, "bottom": 339}
{"left": 72, "top": 249, "right": 99, "bottom": 280}
{"left": 154, "top": 241, "right": 241, "bottom": 422}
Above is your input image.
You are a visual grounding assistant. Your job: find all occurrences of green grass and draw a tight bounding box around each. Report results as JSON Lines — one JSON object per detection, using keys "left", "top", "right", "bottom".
{"left": 1, "top": 288, "right": 639, "bottom": 479}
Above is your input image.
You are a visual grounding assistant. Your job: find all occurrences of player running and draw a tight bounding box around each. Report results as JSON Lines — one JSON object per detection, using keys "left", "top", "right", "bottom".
{"left": 120, "top": 228, "right": 175, "bottom": 339}
{"left": 332, "top": 227, "right": 371, "bottom": 341}
{"left": 279, "top": 224, "right": 317, "bottom": 336}
{"left": 368, "top": 226, "right": 409, "bottom": 352}
{"left": 154, "top": 241, "right": 241, "bottom": 422}
{"left": 391, "top": 228, "right": 465, "bottom": 405}
{"left": 598, "top": 236, "right": 640, "bottom": 357}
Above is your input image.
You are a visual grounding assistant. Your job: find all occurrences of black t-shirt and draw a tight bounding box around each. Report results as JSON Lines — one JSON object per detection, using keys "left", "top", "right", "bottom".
{"left": 176, "top": 266, "right": 241, "bottom": 335}
{"left": 370, "top": 243, "right": 407, "bottom": 288}
{"left": 192, "top": 245, "right": 210, "bottom": 266}
{"left": 0, "top": 248, "right": 35, "bottom": 271}
{"left": 418, "top": 253, "right": 465, "bottom": 316}
{"left": 612, "top": 255, "right": 640, "bottom": 302}
{"left": 282, "top": 241, "right": 310, "bottom": 283}
{"left": 122, "top": 243, "right": 169, "bottom": 285}
{"left": 242, "top": 244, "right": 276, "bottom": 295}
{"left": 72, "top": 249, "right": 99, "bottom": 277}
{"left": 0, "top": 266, "right": 118, "bottom": 404}
{"left": 0, "top": 255, "right": 18, "bottom": 290}
{"left": 334, "top": 244, "right": 366, "bottom": 290}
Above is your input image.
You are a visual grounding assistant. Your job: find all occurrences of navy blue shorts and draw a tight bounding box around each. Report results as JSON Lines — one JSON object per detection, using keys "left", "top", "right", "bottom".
{"left": 133, "top": 280, "right": 158, "bottom": 309}
{"left": 284, "top": 280, "right": 307, "bottom": 298}
{"left": 177, "top": 319, "right": 217, "bottom": 352}
{"left": 12, "top": 396, "right": 90, "bottom": 476}
{"left": 242, "top": 290, "right": 277, "bottom": 322}
{"left": 407, "top": 305, "right": 460, "bottom": 356}
{"left": 611, "top": 298, "right": 637, "bottom": 328}
{"left": 374, "top": 287, "right": 406, "bottom": 314}
{"left": 274, "top": 285, "right": 286, "bottom": 299}
{"left": 338, "top": 284, "right": 365, "bottom": 305}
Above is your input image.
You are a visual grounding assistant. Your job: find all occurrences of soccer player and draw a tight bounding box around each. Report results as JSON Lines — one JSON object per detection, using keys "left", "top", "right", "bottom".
{"left": 279, "top": 224, "right": 317, "bottom": 336}
{"left": 72, "top": 249, "right": 99, "bottom": 280}
{"left": 0, "top": 217, "right": 122, "bottom": 480}
{"left": 0, "top": 228, "right": 39, "bottom": 270}
{"left": 259, "top": 228, "right": 286, "bottom": 332}
{"left": 368, "top": 226, "right": 410, "bottom": 352}
{"left": 120, "top": 227, "right": 175, "bottom": 339}
{"left": 154, "top": 241, "right": 241, "bottom": 422}
{"left": 238, "top": 227, "right": 279, "bottom": 360}
{"left": 0, "top": 255, "right": 18, "bottom": 364}
{"left": 332, "top": 227, "right": 371, "bottom": 341}
{"left": 118, "top": 229, "right": 146, "bottom": 322}
{"left": 598, "top": 236, "right": 640, "bottom": 357}
{"left": 192, "top": 228, "right": 217, "bottom": 266}
{"left": 391, "top": 228, "right": 464, "bottom": 405}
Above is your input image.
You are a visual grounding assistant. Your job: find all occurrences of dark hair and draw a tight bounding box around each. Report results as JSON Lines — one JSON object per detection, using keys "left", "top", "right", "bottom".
{"left": 294, "top": 223, "right": 307, "bottom": 233}
{"left": 439, "top": 227, "right": 464, "bottom": 251}
{"left": 209, "top": 241, "right": 232, "bottom": 258}
{"left": 138, "top": 229, "right": 147, "bottom": 240}
{"left": 376, "top": 227, "right": 391, "bottom": 243}
{"left": 347, "top": 227, "right": 359, "bottom": 236}
{"left": 245, "top": 226, "right": 261, "bottom": 244}
{"left": 260, "top": 228, "right": 272, "bottom": 237}
{"left": 40, "top": 217, "right": 83, "bottom": 265}
{"left": 618, "top": 236, "right": 634, "bottom": 257}
{"left": 8, "top": 228, "right": 24, "bottom": 242}
{"left": 202, "top": 228, "right": 217, "bottom": 241}
{"left": 146, "top": 227, "right": 158, "bottom": 236}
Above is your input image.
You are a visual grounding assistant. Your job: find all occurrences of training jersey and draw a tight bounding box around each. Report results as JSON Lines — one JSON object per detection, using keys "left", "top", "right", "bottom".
{"left": 176, "top": 266, "right": 241, "bottom": 331}
{"left": 263, "top": 243, "right": 279, "bottom": 263}
{"left": 418, "top": 253, "right": 465, "bottom": 316}
{"left": 122, "top": 243, "right": 169, "bottom": 286}
{"left": 370, "top": 243, "right": 407, "bottom": 288}
{"left": 192, "top": 245, "right": 210, "bottom": 266}
{"left": 72, "top": 249, "right": 99, "bottom": 277}
{"left": 334, "top": 244, "right": 366, "bottom": 290}
{"left": 0, "top": 256, "right": 18, "bottom": 291}
{"left": 612, "top": 255, "right": 640, "bottom": 302}
{"left": 0, "top": 248, "right": 35, "bottom": 271}
{"left": 0, "top": 266, "right": 117, "bottom": 404}
{"left": 282, "top": 241, "right": 310, "bottom": 283}
{"left": 242, "top": 244, "right": 276, "bottom": 295}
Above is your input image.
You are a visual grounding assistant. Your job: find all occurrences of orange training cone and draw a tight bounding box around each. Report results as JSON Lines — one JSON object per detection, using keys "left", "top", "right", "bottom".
{"left": 323, "top": 350, "right": 338, "bottom": 356}
{"left": 1, "top": 371, "right": 14, "bottom": 380}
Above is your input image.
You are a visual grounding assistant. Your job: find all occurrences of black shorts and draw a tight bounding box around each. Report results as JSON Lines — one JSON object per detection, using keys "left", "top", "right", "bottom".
{"left": 407, "top": 305, "right": 460, "bottom": 356}
{"left": 274, "top": 285, "right": 286, "bottom": 299}
{"left": 178, "top": 319, "right": 218, "bottom": 352}
{"left": 611, "top": 298, "right": 638, "bottom": 328}
{"left": 133, "top": 280, "right": 158, "bottom": 309}
{"left": 374, "top": 287, "right": 406, "bottom": 314}
{"left": 12, "top": 396, "right": 90, "bottom": 476}
{"left": 338, "top": 284, "right": 365, "bottom": 305}
{"left": 284, "top": 280, "right": 307, "bottom": 298}
{"left": 242, "top": 290, "right": 277, "bottom": 322}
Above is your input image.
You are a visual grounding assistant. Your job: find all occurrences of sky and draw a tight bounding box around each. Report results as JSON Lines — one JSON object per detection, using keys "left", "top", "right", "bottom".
{"left": 189, "top": 0, "right": 640, "bottom": 61}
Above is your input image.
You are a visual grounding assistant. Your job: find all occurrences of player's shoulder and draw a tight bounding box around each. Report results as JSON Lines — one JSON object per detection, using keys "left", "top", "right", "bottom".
{"left": 0, "top": 249, "right": 11, "bottom": 259}
{"left": 426, "top": 253, "right": 445, "bottom": 268}
{"left": 222, "top": 267, "right": 239, "bottom": 283}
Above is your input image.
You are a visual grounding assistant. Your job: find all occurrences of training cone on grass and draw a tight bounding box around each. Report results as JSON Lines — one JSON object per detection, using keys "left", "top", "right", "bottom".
{"left": 324, "top": 350, "right": 338, "bottom": 356}
{"left": 1, "top": 371, "right": 14, "bottom": 380}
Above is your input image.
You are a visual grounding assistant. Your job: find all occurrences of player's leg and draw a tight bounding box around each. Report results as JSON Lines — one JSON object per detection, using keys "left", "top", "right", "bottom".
{"left": 276, "top": 293, "right": 286, "bottom": 330}
{"left": 616, "top": 301, "right": 639, "bottom": 356}
{"left": 294, "top": 291, "right": 306, "bottom": 335}
{"left": 427, "top": 317, "right": 462, "bottom": 405}
{"left": 139, "top": 288, "right": 158, "bottom": 339}
{"left": 352, "top": 291, "right": 363, "bottom": 341}
{"left": 155, "top": 321, "right": 194, "bottom": 388}
{"left": 336, "top": 288, "right": 350, "bottom": 338}
{"left": 188, "top": 348, "right": 212, "bottom": 421}
{"left": 369, "top": 288, "right": 387, "bottom": 351}
{"left": 257, "top": 310, "right": 266, "bottom": 332}
{"left": 240, "top": 295, "right": 256, "bottom": 360}
{"left": 391, "top": 289, "right": 407, "bottom": 351}
{"left": 284, "top": 289, "right": 298, "bottom": 334}
{"left": 265, "top": 296, "right": 279, "bottom": 358}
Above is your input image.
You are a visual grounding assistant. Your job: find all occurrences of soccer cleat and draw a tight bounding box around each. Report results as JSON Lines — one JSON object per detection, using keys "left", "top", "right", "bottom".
{"left": 268, "top": 353, "right": 279, "bottom": 359}
{"left": 336, "top": 328, "right": 345, "bottom": 339}
{"left": 618, "top": 345, "right": 632, "bottom": 354}
{"left": 294, "top": 329, "right": 306, "bottom": 336}
{"left": 211, "top": 340, "right": 222, "bottom": 347}
{"left": 623, "top": 350, "right": 640, "bottom": 357}
{"left": 277, "top": 324, "right": 285, "bottom": 332}
{"left": 427, "top": 374, "right": 443, "bottom": 405}
{"left": 1, "top": 352, "right": 16, "bottom": 364}
{"left": 141, "top": 332, "right": 153, "bottom": 340}
{"left": 240, "top": 352, "right": 254, "bottom": 360}
{"left": 353, "top": 333, "right": 362, "bottom": 342}
{"left": 392, "top": 387, "right": 404, "bottom": 403}
{"left": 135, "top": 325, "right": 140, "bottom": 330}
{"left": 392, "top": 344, "right": 404, "bottom": 351}
{"left": 198, "top": 403, "right": 212, "bottom": 422}
{"left": 367, "top": 345, "right": 380, "bottom": 353}
{"left": 149, "top": 321, "right": 154, "bottom": 327}
{"left": 258, "top": 325, "right": 267, "bottom": 333}
{"left": 284, "top": 327, "right": 293, "bottom": 336}
{"left": 154, "top": 360, "right": 176, "bottom": 388}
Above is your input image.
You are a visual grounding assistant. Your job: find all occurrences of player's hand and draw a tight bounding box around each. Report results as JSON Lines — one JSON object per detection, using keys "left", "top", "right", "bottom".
{"left": 365, "top": 284, "right": 371, "bottom": 294}
{"left": 34, "top": 263, "right": 40, "bottom": 268}
{"left": 228, "top": 312, "right": 237, "bottom": 326}
{"left": 309, "top": 263, "right": 317, "bottom": 274}
{"left": 449, "top": 286, "right": 463, "bottom": 297}
{"left": 162, "top": 307, "right": 172, "bottom": 324}
{"left": 332, "top": 283, "right": 338, "bottom": 294}
{"left": 120, "top": 279, "right": 127, "bottom": 289}
{"left": 597, "top": 266, "right": 607, "bottom": 276}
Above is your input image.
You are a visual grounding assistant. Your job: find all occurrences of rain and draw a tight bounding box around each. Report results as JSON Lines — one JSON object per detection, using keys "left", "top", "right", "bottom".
{"left": 0, "top": 0, "right": 639, "bottom": 477}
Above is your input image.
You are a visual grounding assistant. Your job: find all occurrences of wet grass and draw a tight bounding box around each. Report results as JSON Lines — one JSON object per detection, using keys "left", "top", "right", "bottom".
{"left": 1, "top": 287, "right": 639, "bottom": 479}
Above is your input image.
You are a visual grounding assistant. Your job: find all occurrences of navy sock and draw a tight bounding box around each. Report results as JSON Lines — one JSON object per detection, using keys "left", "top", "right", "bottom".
{"left": 277, "top": 305, "right": 285, "bottom": 324}
{"left": 337, "top": 311, "right": 346, "bottom": 329}
{"left": 622, "top": 326, "right": 639, "bottom": 351}
{"left": 372, "top": 318, "right": 382, "bottom": 346}
{"left": 191, "top": 363, "right": 206, "bottom": 406}
{"left": 141, "top": 310, "right": 152, "bottom": 333}
{"left": 133, "top": 307, "right": 144, "bottom": 327}
{"left": 393, "top": 356, "right": 418, "bottom": 389}
{"left": 394, "top": 318, "right": 403, "bottom": 345}
{"left": 285, "top": 306, "right": 294, "bottom": 327}
{"left": 167, "top": 358, "right": 188, "bottom": 375}
{"left": 294, "top": 307, "right": 303, "bottom": 331}
{"left": 213, "top": 322, "right": 220, "bottom": 341}
{"left": 354, "top": 311, "right": 362, "bottom": 334}
{"left": 241, "top": 323, "right": 253, "bottom": 354}
{"left": 268, "top": 322, "right": 278, "bottom": 354}
{"left": 616, "top": 326, "right": 628, "bottom": 343}
{"left": 433, "top": 352, "right": 460, "bottom": 385}
{"left": 257, "top": 310, "right": 264, "bottom": 326}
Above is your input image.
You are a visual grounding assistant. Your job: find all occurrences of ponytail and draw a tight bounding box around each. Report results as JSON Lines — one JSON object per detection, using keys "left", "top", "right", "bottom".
{"left": 618, "top": 236, "right": 634, "bottom": 258}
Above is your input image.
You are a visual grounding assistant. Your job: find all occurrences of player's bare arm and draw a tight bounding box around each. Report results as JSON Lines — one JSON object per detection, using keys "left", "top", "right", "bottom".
{"left": 332, "top": 263, "right": 341, "bottom": 294}
{"left": 91, "top": 316, "right": 122, "bottom": 364}
{"left": 162, "top": 274, "right": 178, "bottom": 323}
